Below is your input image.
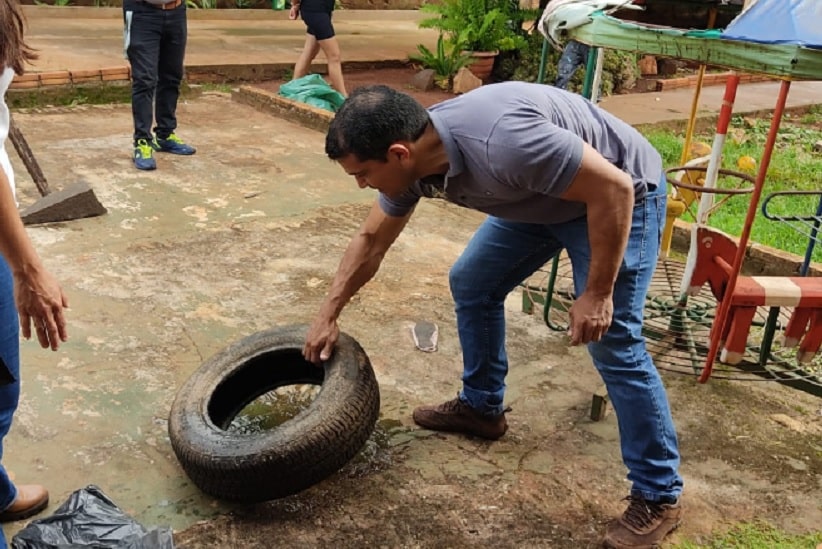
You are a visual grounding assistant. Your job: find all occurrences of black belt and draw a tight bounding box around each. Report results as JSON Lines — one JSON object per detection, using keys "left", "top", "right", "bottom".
{"left": 140, "top": 0, "right": 182, "bottom": 9}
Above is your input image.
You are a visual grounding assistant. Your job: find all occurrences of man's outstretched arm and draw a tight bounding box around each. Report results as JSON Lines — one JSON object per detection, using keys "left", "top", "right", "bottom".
{"left": 303, "top": 200, "right": 413, "bottom": 363}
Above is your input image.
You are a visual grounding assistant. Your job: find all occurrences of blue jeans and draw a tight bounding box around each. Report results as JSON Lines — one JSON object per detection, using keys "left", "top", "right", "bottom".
{"left": 555, "top": 40, "right": 590, "bottom": 90}
{"left": 449, "top": 182, "right": 683, "bottom": 501}
{"left": 0, "top": 257, "right": 20, "bottom": 546}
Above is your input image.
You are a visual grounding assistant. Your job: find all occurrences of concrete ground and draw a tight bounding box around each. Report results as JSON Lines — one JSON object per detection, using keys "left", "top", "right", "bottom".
{"left": 22, "top": 6, "right": 439, "bottom": 73}
{"left": 3, "top": 7, "right": 822, "bottom": 548}
{"left": 21, "top": 6, "right": 822, "bottom": 125}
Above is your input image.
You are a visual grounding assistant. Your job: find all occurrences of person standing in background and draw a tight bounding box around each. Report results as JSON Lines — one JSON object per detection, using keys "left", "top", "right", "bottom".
{"left": 289, "top": 0, "right": 347, "bottom": 96}
{"left": 554, "top": 40, "right": 590, "bottom": 90}
{"left": 0, "top": 0, "right": 70, "bottom": 538}
{"left": 123, "top": 0, "right": 196, "bottom": 171}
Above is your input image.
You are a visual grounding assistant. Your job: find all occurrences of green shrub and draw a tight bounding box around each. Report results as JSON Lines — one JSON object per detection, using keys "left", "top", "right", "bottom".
{"left": 417, "top": 0, "right": 528, "bottom": 53}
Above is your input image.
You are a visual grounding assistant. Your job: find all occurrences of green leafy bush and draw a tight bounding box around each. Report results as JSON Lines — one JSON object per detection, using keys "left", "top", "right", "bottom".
{"left": 418, "top": 0, "right": 527, "bottom": 53}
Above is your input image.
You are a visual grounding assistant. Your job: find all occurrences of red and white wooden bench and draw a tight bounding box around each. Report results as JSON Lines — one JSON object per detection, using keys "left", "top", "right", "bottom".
{"left": 687, "top": 226, "right": 822, "bottom": 365}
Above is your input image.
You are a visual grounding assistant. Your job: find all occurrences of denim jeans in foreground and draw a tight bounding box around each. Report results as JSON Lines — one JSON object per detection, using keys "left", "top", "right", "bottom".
{"left": 0, "top": 257, "right": 21, "bottom": 546}
{"left": 448, "top": 182, "right": 683, "bottom": 501}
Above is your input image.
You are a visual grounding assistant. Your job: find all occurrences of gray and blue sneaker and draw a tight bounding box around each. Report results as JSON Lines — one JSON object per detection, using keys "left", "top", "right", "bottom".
{"left": 133, "top": 139, "right": 157, "bottom": 170}
{"left": 153, "top": 133, "right": 196, "bottom": 155}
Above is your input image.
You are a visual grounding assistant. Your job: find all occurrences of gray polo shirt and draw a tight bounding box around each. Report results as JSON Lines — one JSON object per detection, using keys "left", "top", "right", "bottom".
{"left": 379, "top": 81, "right": 662, "bottom": 224}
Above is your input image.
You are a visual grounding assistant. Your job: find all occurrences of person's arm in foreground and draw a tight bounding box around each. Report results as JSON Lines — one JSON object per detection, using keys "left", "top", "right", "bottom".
{"left": 0, "top": 171, "right": 68, "bottom": 350}
{"left": 559, "top": 143, "right": 634, "bottom": 346}
{"left": 303, "top": 200, "right": 413, "bottom": 363}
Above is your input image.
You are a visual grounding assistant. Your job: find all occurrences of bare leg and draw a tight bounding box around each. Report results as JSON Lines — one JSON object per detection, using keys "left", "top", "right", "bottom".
{"left": 317, "top": 36, "right": 346, "bottom": 96}
{"left": 293, "top": 34, "right": 320, "bottom": 79}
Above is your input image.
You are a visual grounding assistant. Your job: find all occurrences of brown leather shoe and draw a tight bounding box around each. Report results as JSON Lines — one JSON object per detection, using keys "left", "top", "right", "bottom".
{"left": 602, "top": 495, "right": 682, "bottom": 549}
{"left": 0, "top": 484, "right": 49, "bottom": 522}
{"left": 412, "top": 396, "right": 508, "bottom": 440}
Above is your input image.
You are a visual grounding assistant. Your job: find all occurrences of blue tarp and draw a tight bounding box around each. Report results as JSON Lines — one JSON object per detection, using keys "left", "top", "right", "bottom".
{"left": 721, "top": 0, "right": 822, "bottom": 49}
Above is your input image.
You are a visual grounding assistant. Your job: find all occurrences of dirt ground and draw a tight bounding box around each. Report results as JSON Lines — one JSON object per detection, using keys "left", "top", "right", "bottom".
{"left": 253, "top": 65, "right": 459, "bottom": 107}
{"left": 172, "top": 337, "right": 822, "bottom": 548}
{"left": 345, "top": 66, "right": 458, "bottom": 106}
{"left": 250, "top": 64, "right": 716, "bottom": 108}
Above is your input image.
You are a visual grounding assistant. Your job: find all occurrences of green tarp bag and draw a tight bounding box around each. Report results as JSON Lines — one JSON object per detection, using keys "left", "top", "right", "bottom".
{"left": 278, "top": 74, "right": 345, "bottom": 112}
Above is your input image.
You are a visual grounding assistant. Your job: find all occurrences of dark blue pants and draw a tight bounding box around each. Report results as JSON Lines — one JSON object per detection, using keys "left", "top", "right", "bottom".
{"left": 555, "top": 40, "right": 590, "bottom": 90}
{"left": 0, "top": 256, "right": 21, "bottom": 545}
{"left": 123, "top": 2, "right": 187, "bottom": 143}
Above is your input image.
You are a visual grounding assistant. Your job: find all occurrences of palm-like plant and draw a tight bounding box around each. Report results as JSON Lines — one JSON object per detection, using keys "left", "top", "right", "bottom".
{"left": 409, "top": 34, "right": 474, "bottom": 90}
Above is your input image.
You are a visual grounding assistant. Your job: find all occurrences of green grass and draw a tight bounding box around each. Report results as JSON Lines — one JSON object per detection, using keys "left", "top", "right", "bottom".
{"left": 6, "top": 83, "right": 132, "bottom": 110}
{"left": 642, "top": 109, "right": 822, "bottom": 263}
{"left": 6, "top": 81, "right": 203, "bottom": 110}
{"left": 673, "top": 521, "right": 822, "bottom": 549}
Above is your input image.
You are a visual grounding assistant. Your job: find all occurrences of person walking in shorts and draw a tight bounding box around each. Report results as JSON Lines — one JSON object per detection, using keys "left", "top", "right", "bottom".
{"left": 289, "top": 0, "right": 346, "bottom": 96}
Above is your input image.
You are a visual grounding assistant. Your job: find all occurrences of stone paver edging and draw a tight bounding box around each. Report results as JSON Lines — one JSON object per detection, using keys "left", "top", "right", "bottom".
{"left": 234, "top": 85, "right": 333, "bottom": 133}
{"left": 655, "top": 71, "right": 774, "bottom": 91}
{"left": 11, "top": 66, "right": 131, "bottom": 90}
{"left": 11, "top": 60, "right": 407, "bottom": 91}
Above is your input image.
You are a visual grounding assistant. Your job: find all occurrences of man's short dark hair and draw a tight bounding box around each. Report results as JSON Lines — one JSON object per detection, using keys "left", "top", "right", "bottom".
{"left": 325, "top": 85, "right": 429, "bottom": 162}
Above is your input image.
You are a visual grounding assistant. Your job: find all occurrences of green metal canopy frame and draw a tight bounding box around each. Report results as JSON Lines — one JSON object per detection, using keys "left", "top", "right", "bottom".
{"left": 565, "top": 11, "right": 822, "bottom": 80}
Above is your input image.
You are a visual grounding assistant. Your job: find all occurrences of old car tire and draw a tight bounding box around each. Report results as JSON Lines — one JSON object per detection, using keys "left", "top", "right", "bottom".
{"left": 168, "top": 324, "right": 380, "bottom": 503}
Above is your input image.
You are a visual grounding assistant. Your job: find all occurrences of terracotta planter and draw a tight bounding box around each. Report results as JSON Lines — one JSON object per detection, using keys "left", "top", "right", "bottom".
{"left": 464, "top": 50, "right": 498, "bottom": 82}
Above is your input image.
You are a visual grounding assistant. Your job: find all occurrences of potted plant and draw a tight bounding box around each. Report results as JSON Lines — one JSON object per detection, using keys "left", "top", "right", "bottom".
{"left": 417, "top": 0, "right": 528, "bottom": 81}
{"left": 409, "top": 34, "right": 474, "bottom": 91}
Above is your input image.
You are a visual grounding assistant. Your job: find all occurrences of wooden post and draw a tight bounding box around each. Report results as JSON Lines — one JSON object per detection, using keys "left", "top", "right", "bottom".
{"left": 590, "top": 385, "right": 609, "bottom": 421}
{"left": 7, "top": 116, "right": 51, "bottom": 197}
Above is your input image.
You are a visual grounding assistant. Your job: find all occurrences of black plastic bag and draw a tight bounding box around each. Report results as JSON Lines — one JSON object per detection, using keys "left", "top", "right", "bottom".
{"left": 11, "top": 485, "right": 174, "bottom": 549}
